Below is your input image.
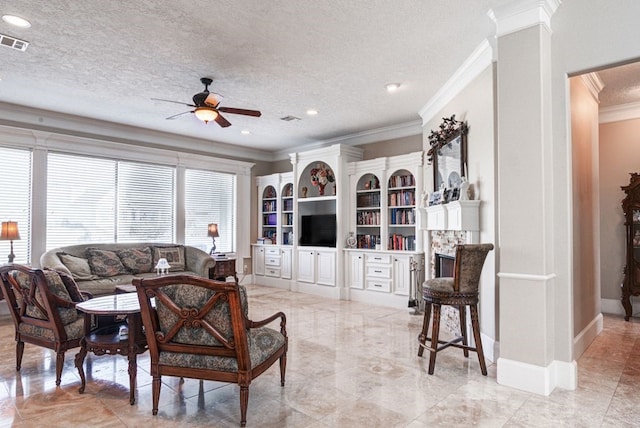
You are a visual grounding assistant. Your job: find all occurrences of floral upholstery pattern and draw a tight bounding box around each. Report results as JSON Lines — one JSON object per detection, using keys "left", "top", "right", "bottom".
{"left": 18, "top": 316, "right": 85, "bottom": 341}
{"left": 158, "top": 327, "right": 285, "bottom": 372}
{"left": 117, "top": 247, "right": 153, "bottom": 274}
{"left": 11, "top": 270, "right": 80, "bottom": 325}
{"left": 153, "top": 246, "right": 185, "bottom": 272}
{"left": 86, "top": 248, "right": 128, "bottom": 277}
{"left": 57, "top": 253, "right": 98, "bottom": 280}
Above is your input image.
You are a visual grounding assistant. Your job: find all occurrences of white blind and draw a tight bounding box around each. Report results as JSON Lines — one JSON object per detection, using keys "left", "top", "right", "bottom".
{"left": 185, "top": 169, "right": 236, "bottom": 253}
{"left": 47, "top": 153, "right": 176, "bottom": 249}
{"left": 117, "top": 161, "right": 175, "bottom": 242}
{"left": 47, "top": 154, "right": 116, "bottom": 247}
{"left": 0, "top": 147, "right": 31, "bottom": 263}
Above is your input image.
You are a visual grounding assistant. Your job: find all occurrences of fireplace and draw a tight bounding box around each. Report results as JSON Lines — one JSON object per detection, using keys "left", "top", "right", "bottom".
{"left": 435, "top": 253, "right": 455, "bottom": 278}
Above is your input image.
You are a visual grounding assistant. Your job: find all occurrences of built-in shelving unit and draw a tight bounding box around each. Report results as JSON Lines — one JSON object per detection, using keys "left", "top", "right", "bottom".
{"left": 261, "top": 185, "right": 277, "bottom": 243}
{"left": 356, "top": 173, "right": 381, "bottom": 249}
{"left": 388, "top": 169, "right": 416, "bottom": 251}
{"left": 281, "top": 182, "right": 294, "bottom": 245}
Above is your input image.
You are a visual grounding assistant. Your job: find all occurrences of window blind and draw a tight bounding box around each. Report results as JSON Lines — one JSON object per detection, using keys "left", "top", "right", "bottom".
{"left": 47, "top": 153, "right": 176, "bottom": 249}
{"left": 185, "top": 169, "right": 236, "bottom": 253}
{"left": 0, "top": 147, "right": 31, "bottom": 263}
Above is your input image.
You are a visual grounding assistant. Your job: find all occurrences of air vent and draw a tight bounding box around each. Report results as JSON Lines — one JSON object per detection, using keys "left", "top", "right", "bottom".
{"left": 280, "top": 115, "right": 301, "bottom": 122}
{"left": 0, "top": 33, "right": 29, "bottom": 51}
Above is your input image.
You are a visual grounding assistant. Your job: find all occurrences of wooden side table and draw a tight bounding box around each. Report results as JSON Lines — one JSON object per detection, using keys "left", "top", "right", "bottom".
{"left": 209, "top": 258, "right": 238, "bottom": 283}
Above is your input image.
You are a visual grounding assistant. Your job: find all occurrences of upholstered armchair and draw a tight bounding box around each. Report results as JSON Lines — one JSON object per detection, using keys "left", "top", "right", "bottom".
{"left": 0, "top": 264, "right": 89, "bottom": 386}
{"left": 133, "top": 274, "right": 287, "bottom": 427}
{"left": 418, "top": 243, "right": 494, "bottom": 375}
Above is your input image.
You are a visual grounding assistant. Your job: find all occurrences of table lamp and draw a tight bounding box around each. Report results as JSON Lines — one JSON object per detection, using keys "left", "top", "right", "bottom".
{"left": 0, "top": 221, "right": 20, "bottom": 263}
{"left": 208, "top": 223, "right": 219, "bottom": 255}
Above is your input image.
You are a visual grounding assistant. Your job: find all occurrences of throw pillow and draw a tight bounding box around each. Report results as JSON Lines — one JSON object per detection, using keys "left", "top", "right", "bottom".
{"left": 49, "top": 269, "right": 86, "bottom": 302}
{"left": 57, "top": 253, "right": 98, "bottom": 280}
{"left": 117, "top": 247, "right": 153, "bottom": 274}
{"left": 86, "top": 248, "right": 128, "bottom": 277}
{"left": 153, "top": 246, "right": 185, "bottom": 272}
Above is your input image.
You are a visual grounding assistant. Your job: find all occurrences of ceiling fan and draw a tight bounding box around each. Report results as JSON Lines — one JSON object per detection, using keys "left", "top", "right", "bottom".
{"left": 152, "top": 77, "right": 261, "bottom": 128}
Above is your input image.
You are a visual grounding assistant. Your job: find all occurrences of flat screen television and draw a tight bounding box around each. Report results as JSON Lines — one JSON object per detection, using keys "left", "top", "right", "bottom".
{"left": 300, "top": 214, "right": 336, "bottom": 247}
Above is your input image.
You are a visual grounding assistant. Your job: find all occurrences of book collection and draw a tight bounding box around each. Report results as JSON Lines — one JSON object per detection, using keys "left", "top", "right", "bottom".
{"left": 356, "top": 192, "right": 381, "bottom": 208}
{"left": 357, "top": 210, "right": 380, "bottom": 225}
{"left": 262, "top": 200, "right": 277, "bottom": 212}
{"left": 388, "top": 234, "right": 416, "bottom": 251}
{"left": 388, "top": 174, "right": 415, "bottom": 188}
{"left": 262, "top": 213, "right": 277, "bottom": 226}
{"left": 357, "top": 234, "right": 379, "bottom": 249}
{"left": 389, "top": 208, "right": 414, "bottom": 225}
{"left": 388, "top": 190, "right": 415, "bottom": 207}
{"left": 282, "top": 213, "right": 294, "bottom": 226}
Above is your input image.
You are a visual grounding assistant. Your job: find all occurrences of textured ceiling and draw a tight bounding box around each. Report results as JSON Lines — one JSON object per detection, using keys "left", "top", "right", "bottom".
{"left": 0, "top": 0, "right": 507, "bottom": 155}
{"left": 597, "top": 61, "right": 640, "bottom": 107}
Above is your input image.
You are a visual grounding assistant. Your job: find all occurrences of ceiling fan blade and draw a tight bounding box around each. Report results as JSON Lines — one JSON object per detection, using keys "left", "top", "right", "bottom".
{"left": 152, "top": 98, "right": 196, "bottom": 108}
{"left": 214, "top": 113, "right": 232, "bottom": 128}
{"left": 218, "top": 107, "right": 262, "bottom": 117}
{"left": 165, "top": 111, "right": 193, "bottom": 120}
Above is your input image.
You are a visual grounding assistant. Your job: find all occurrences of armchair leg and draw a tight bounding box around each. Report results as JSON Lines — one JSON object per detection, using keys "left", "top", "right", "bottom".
{"left": 428, "top": 304, "right": 442, "bottom": 375}
{"left": 279, "top": 354, "right": 287, "bottom": 387}
{"left": 16, "top": 341, "right": 24, "bottom": 371}
{"left": 55, "top": 351, "right": 65, "bottom": 386}
{"left": 152, "top": 376, "right": 161, "bottom": 415}
{"left": 459, "top": 305, "right": 469, "bottom": 358}
{"left": 240, "top": 385, "right": 249, "bottom": 427}
{"left": 470, "top": 304, "right": 487, "bottom": 376}
{"left": 417, "top": 302, "right": 432, "bottom": 357}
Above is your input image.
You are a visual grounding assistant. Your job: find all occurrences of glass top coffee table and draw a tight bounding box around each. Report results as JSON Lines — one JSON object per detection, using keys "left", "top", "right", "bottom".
{"left": 74, "top": 292, "right": 148, "bottom": 405}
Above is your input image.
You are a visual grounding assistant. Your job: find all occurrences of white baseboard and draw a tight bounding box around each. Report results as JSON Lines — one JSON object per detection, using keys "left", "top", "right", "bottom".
{"left": 497, "top": 357, "right": 577, "bottom": 395}
{"left": 601, "top": 297, "right": 640, "bottom": 317}
{"left": 573, "top": 313, "right": 603, "bottom": 359}
{"left": 481, "top": 332, "right": 498, "bottom": 363}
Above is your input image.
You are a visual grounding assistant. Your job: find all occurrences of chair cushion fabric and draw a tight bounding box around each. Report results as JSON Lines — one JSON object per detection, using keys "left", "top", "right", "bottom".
{"left": 158, "top": 327, "right": 285, "bottom": 372}
{"left": 86, "top": 248, "right": 128, "bottom": 277}
{"left": 424, "top": 277, "right": 455, "bottom": 294}
{"left": 153, "top": 246, "right": 185, "bottom": 272}
{"left": 117, "top": 247, "right": 153, "bottom": 274}
{"left": 18, "top": 316, "right": 85, "bottom": 341}
{"left": 57, "top": 253, "right": 98, "bottom": 280}
{"left": 11, "top": 270, "right": 79, "bottom": 325}
{"left": 51, "top": 269, "right": 86, "bottom": 303}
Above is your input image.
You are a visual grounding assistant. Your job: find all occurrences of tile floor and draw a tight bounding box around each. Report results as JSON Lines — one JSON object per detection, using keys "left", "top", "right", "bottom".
{"left": 0, "top": 284, "right": 638, "bottom": 427}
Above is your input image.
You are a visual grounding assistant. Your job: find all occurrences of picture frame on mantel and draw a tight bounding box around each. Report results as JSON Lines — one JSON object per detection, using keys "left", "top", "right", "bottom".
{"left": 427, "top": 115, "right": 468, "bottom": 193}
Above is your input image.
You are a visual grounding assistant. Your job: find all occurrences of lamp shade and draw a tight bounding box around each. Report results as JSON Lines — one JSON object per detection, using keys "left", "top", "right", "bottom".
{"left": 195, "top": 107, "right": 218, "bottom": 124}
{"left": 0, "top": 221, "right": 20, "bottom": 241}
{"left": 208, "top": 223, "right": 219, "bottom": 238}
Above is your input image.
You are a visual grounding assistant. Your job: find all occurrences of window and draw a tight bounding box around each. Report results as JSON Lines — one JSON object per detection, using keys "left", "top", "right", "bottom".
{"left": 185, "top": 169, "right": 236, "bottom": 253}
{"left": 47, "top": 153, "right": 175, "bottom": 248}
{"left": 0, "top": 147, "right": 31, "bottom": 263}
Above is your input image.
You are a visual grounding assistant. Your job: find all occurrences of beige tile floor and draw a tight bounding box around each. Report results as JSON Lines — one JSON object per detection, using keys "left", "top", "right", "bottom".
{"left": 0, "top": 284, "right": 638, "bottom": 427}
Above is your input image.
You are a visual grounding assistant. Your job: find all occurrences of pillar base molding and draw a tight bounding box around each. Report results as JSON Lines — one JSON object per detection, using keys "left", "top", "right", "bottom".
{"left": 497, "top": 357, "right": 577, "bottom": 395}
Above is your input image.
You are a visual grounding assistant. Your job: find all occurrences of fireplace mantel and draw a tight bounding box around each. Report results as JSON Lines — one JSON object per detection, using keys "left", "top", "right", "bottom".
{"left": 421, "top": 200, "right": 480, "bottom": 232}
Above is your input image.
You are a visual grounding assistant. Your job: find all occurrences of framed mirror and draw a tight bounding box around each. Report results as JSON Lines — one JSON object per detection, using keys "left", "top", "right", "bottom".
{"left": 427, "top": 115, "right": 468, "bottom": 194}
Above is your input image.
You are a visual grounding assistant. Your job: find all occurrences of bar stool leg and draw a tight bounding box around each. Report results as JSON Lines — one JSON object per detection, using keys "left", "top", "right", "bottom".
{"left": 428, "top": 304, "right": 441, "bottom": 375}
{"left": 470, "top": 304, "right": 487, "bottom": 375}
{"left": 459, "top": 305, "right": 469, "bottom": 358}
{"left": 418, "top": 301, "right": 432, "bottom": 357}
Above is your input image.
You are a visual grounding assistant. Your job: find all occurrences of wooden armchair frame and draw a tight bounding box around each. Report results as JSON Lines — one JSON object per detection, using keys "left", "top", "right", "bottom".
{"left": 0, "top": 264, "right": 88, "bottom": 385}
{"left": 134, "top": 275, "right": 287, "bottom": 427}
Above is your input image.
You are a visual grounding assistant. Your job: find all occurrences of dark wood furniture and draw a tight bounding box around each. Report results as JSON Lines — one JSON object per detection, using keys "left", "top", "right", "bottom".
{"left": 209, "top": 257, "right": 238, "bottom": 282}
{"left": 418, "top": 243, "right": 493, "bottom": 375}
{"left": 0, "top": 265, "right": 88, "bottom": 386}
{"left": 74, "top": 293, "right": 148, "bottom": 404}
{"left": 621, "top": 172, "right": 640, "bottom": 320}
{"left": 133, "top": 274, "right": 287, "bottom": 427}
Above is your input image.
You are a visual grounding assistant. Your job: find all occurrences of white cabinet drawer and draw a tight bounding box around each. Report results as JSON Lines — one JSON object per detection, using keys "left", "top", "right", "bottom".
{"left": 366, "top": 278, "right": 391, "bottom": 292}
{"left": 365, "top": 254, "right": 391, "bottom": 264}
{"left": 265, "top": 267, "right": 281, "bottom": 277}
{"left": 366, "top": 265, "right": 391, "bottom": 278}
{"left": 265, "top": 256, "right": 281, "bottom": 267}
{"left": 265, "top": 248, "right": 280, "bottom": 256}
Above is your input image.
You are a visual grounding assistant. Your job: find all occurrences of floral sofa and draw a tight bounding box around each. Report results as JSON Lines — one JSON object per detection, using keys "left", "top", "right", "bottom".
{"left": 40, "top": 243, "right": 216, "bottom": 297}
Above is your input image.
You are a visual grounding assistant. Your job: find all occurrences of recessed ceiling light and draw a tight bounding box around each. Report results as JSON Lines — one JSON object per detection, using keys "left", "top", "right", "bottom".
{"left": 386, "top": 83, "right": 401, "bottom": 92}
{"left": 241, "top": 129, "right": 251, "bottom": 135}
{"left": 2, "top": 15, "right": 31, "bottom": 28}
{"left": 306, "top": 109, "right": 318, "bottom": 116}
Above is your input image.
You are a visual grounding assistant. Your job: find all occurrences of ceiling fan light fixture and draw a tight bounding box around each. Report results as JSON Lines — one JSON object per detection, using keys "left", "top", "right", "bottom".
{"left": 306, "top": 109, "right": 318, "bottom": 116}
{"left": 386, "top": 83, "right": 401, "bottom": 92}
{"left": 195, "top": 107, "right": 218, "bottom": 124}
{"left": 2, "top": 15, "right": 31, "bottom": 28}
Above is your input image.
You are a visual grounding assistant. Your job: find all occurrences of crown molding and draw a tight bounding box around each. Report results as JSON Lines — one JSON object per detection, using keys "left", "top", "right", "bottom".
{"left": 274, "top": 120, "right": 422, "bottom": 161}
{"left": 488, "top": 0, "right": 561, "bottom": 37}
{"left": 581, "top": 72, "right": 604, "bottom": 103}
{"left": 418, "top": 39, "right": 493, "bottom": 125}
{"left": 599, "top": 100, "right": 640, "bottom": 124}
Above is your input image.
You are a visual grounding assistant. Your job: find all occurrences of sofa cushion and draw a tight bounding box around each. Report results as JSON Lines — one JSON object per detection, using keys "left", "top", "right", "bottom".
{"left": 153, "top": 246, "right": 185, "bottom": 272}
{"left": 117, "top": 247, "right": 153, "bottom": 274}
{"left": 46, "top": 268, "right": 86, "bottom": 302}
{"left": 57, "top": 253, "right": 98, "bottom": 281}
{"left": 86, "top": 248, "right": 128, "bottom": 277}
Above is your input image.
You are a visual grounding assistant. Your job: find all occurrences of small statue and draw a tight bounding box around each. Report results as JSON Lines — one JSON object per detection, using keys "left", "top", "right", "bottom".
{"left": 301, "top": 186, "right": 308, "bottom": 198}
{"left": 459, "top": 177, "right": 470, "bottom": 201}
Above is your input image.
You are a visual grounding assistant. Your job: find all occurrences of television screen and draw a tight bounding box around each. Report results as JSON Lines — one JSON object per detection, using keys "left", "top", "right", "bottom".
{"left": 300, "top": 214, "right": 336, "bottom": 247}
